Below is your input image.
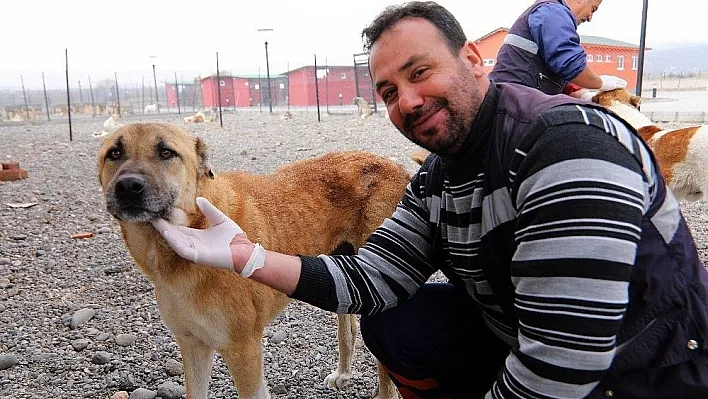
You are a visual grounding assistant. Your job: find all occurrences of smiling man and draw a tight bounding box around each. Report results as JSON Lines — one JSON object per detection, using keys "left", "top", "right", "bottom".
{"left": 490, "top": 0, "right": 627, "bottom": 97}
{"left": 152, "top": 2, "right": 708, "bottom": 398}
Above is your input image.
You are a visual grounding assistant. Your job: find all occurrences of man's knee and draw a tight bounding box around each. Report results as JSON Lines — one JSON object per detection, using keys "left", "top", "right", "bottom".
{"left": 360, "top": 312, "right": 387, "bottom": 359}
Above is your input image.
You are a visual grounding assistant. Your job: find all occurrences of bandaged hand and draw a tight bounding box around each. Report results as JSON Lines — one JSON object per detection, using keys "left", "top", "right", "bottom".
{"left": 151, "top": 197, "right": 266, "bottom": 277}
{"left": 599, "top": 75, "right": 628, "bottom": 92}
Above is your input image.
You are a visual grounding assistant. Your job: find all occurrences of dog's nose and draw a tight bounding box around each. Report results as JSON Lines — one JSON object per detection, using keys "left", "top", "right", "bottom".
{"left": 115, "top": 175, "right": 147, "bottom": 198}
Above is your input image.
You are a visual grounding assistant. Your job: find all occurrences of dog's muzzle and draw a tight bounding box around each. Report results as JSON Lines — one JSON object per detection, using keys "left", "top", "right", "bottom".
{"left": 115, "top": 174, "right": 147, "bottom": 201}
{"left": 106, "top": 173, "right": 174, "bottom": 222}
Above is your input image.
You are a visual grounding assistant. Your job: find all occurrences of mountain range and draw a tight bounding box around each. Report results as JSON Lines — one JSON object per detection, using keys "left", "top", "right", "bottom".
{"left": 644, "top": 42, "right": 708, "bottom": 74}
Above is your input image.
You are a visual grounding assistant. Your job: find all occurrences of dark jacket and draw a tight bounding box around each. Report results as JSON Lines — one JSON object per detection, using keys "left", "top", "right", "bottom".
{"left": 490, "top": 0, "right": 568, "bottom": 94}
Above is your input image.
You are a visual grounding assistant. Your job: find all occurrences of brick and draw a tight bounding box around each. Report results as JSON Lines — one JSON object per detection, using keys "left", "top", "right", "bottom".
{"left": 0, "top": 169, "right": 28, "bottom": 181}
{"left": 1, "top": 162, "right": 20, "bottom": 170}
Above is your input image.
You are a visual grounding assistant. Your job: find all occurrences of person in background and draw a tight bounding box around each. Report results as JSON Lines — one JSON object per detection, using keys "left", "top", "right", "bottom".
{"left": 151, "top": 2, "right": 708, "bottom": 398}
{"left": 490, "top": 0, "right": 627, "bottom": 97}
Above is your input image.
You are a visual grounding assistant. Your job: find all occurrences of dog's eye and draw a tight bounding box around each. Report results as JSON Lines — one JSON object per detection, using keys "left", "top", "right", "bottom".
{"left": 159, "top": 149, "right": 176, "bottom": 159}
{"left": 107, "top": 149, "right": 122, "bottom": 160}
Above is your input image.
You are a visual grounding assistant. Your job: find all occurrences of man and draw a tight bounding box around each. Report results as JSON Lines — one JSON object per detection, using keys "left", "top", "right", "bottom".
{"left": 490, "top": 0, "right": 627, "bottom": 96}
{"left": 152, "top": 2, "right": 708, "bottom": 398}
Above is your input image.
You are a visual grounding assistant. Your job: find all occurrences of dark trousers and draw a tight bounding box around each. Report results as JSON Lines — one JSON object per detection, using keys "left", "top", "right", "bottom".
{"left": 360, "top": 283, "right": 509, "bottom": 399}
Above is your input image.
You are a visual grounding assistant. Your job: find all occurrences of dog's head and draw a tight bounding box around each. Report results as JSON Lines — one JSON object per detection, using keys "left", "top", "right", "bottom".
{"left": 591, "top": 88, "right": 641, "bottom": 109}
{"left": 97, "top": 123, "right": 214, "bottom": 224}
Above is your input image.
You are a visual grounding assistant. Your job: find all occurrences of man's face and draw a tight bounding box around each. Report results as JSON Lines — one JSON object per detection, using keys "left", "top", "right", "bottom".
{"left": 369, "top": 18, "right": 487, "bottom": 156}
{"left": 573, "top": 0, "right": 603, "bottom": 24}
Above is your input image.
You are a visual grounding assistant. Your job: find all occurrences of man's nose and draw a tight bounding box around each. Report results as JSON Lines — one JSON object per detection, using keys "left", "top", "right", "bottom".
{"left": 398, "top": 87, "right": 424, "bottom": 115}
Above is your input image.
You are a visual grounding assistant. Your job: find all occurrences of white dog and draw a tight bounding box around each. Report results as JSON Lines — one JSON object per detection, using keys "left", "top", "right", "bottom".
{"left": 93, "top": 114, "right": 122, "bottom": 138}
{"left": 144, "top": 103, "right": 159, "bottom": 114}
{"left": 592, "top": 88, "right": 708, "bottom": 202}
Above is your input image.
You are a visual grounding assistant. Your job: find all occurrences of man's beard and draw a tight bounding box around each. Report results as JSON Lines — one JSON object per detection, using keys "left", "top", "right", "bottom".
{"left": 401, "top": 97, "right": 469, "bottom": 156}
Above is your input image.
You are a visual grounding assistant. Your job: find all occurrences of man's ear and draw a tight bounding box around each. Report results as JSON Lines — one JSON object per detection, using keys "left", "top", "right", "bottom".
{"left": 461, "top": 41, "right": 484, "bottom": 68}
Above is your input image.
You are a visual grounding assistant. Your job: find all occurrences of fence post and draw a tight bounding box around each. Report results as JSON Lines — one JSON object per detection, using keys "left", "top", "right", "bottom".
{"left": 42, "top": 72, "right": 51, "bottom": 121}
{"left": 152, "top": 64, "right": 159, "bottom": 112}
{"left": 20, "top": 75, "right": 30, "bottom": 120}
{"left": 114, "top": 72, "right": 122, "bottom": 116}
{"left": 216, "top": 52, "right": 223, "bottom": 128}
{"left": 88, "top": 75, "right": 96, "bottom": 117}
{"left": 65, "top": 49, "right": 73, "bottom": 141}
{"left": 325, "top": 57, "right": 329, "bottom": 114}
{"left": 287, "top": 62, "right": 290, "bottom": 111}
{"left": 174, "top": 72, "right": 181, "bottom": 115}
{"left": 314, "top": 55, "right": 321, "bottom": 122}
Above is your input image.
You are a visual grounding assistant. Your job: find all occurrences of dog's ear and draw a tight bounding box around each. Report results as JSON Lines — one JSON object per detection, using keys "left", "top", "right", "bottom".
{"left": 195, "top": 137, "right": 215, "bottom": 179}
{"left": 630, "top": 95, "right": 641, "bottom": 109}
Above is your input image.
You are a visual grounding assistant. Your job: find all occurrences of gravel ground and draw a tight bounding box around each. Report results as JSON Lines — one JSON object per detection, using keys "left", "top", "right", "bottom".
{"left": 1, "top": 111, "right": 707, "bottom": 399}
{"left": 0, "top": 110, "right": 422, "bottom": 399}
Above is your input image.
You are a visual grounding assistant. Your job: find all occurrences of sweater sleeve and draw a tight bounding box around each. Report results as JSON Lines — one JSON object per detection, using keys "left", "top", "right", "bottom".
{"left": 290, "top": 167, "right": 440, "bottom": 315}
{"left": 488, "top": 115, "right": 646, "bottom": 398}
{"left": 529, "top": 3, "right": 587, "bottom": 81}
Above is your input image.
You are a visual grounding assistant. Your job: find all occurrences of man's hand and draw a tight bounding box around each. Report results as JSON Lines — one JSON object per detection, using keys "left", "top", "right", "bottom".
{"left": 599, "top": 75, "right": 628, "bottom": 92}
{"left": 151, "top": 197, "right": 248, "bottom": 271}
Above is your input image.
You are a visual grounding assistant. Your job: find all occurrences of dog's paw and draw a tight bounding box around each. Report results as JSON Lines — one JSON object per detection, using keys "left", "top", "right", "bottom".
{"left": 324, "top": 370, "right": 353, "bottom": 390}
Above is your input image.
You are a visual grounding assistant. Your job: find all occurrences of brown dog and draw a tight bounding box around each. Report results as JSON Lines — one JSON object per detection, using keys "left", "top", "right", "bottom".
{"left": 97, "top": 123, "right": 406, "bottom": 398}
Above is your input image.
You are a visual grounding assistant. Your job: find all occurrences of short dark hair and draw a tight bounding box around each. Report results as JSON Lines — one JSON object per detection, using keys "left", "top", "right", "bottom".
{"left": 361, "top": 1, "right": 467, "bottom": 55}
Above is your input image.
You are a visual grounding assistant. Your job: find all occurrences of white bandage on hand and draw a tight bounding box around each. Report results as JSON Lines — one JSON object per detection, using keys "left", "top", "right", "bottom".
{"left": 240, "top": 243, "right": 266, "bottom": 278}
{"left": 599, "top": 75, "right": 628, "bottom": 92}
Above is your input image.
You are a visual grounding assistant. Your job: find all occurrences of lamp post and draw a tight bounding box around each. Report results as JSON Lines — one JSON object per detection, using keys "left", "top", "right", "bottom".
{"left": 149, "top": 55, "right": 159, "bottom": 112}
{"left": 635, "top": 0, "right": 649, "bottom": 99}
{"left": 257, "top": 28, "right": 274, "bottom": 113}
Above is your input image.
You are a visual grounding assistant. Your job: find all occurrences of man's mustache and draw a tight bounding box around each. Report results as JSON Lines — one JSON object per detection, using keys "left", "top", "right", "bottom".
{"left": 403, "top": 98, "right": 448, "bottom": 131}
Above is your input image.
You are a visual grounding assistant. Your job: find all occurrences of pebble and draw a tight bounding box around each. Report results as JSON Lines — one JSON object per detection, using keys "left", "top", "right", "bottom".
{"left": 71, "top": 338, "right": 91, "bottom": 351}
{"left": 115, "top": 334, "right": 138, "bottom": 346}
{"left": 270, "top": 330, "right": 287, "bottom": 345}
{"left": 156, "top": 382, "right": 185, "bottom": 399}
{"left": 91, "top": 351, "right": 112, "bottom": 365}
{"left": 0, "top": 353, "right": 19, "bottom": 370}
{"left": 70, "top": 308, "right": 97, "bottom": 329}
{"left": 129, "top": 388, "right": 157, "bottom": 399}
{"left": 164, "top": 358, "right": 182, "bottom": 376}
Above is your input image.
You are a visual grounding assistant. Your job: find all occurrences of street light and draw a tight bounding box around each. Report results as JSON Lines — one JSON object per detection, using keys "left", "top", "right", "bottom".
{"left": 257, "top": 28, "right": 274, "bottom": 114}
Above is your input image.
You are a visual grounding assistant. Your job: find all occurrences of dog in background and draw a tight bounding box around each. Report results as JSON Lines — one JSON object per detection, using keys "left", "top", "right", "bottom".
{"left": 592, "top": 88, "right": 708, "bottom": 202}
{"left": 353, "top": 97, "right": 374, "bottom": 119}
{"left": 98, "top": 123, "right": 404, "bottom": 399}
{"left": 93, "top": 114, "right": 122, "bottom": 138}
{"left": 184, "top": 111, "right": 206, "bottom": 123}
{"left": 144, "top": 103, "right": 160, "bottom": 114}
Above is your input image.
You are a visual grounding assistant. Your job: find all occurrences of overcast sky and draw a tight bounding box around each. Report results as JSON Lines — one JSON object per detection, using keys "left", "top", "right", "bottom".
{"left": 2, "top": 0, "right": 703, "bottom": 90}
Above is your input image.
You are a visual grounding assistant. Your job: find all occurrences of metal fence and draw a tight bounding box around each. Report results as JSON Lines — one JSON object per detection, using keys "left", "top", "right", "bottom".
{"left": 0, "top": 50, "right": 384, "bottom": 125}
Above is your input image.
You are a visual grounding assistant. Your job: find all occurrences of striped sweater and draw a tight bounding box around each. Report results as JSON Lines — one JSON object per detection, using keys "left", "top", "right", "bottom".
{"left": 292, "top": 83, "right": 699, "bottom": 398}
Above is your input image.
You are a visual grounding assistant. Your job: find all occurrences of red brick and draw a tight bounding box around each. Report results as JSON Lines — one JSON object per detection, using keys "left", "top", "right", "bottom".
{"left": 0, "top": 169, "right": 28, "bottom": 181}
{"left": 2, "top": 162, "right": 20, "bottom": 170}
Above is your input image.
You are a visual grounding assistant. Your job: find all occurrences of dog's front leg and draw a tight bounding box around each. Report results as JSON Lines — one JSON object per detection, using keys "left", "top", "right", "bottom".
{"left": 220, "top": 337, "right": 271, "bottom": 399}
{"left": 176, "top": 335, "right": 215, "bottom": 399}
{"left": 324, "top": 314, "right": 358, "bottom": 390}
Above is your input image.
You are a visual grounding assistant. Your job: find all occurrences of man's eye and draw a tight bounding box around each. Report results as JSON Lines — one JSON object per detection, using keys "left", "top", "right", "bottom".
{"left": 382, "top": 89, "right": 396, "bottom": 102}
{"left": 412, "top": 68, "right": 428, "bottom": 79}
